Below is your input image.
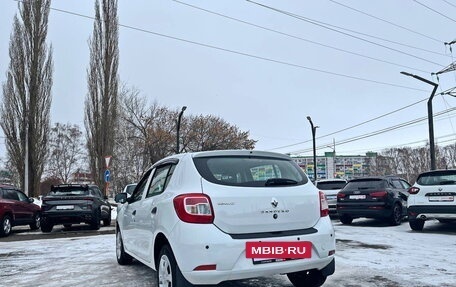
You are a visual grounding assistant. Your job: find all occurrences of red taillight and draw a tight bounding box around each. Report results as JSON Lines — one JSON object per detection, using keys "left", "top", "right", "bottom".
{"left": 408, "top": 187, "right": 420, "bottom": 195}
{"left": 319, "top": 191, "right": 329, "bottom": 217}
{"left": 337, "top": 192, "right": 346, "bottom": 198}
{"left": 370, "top": 191, "right": 387, "bottom": 198}
{"left": 173, "top": 193, "right": 214, "bottom": 224}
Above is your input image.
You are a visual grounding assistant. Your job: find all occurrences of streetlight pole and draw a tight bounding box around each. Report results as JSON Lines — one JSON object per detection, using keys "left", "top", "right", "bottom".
{"left": 176, "top": 106, "right": 187, "bottom": 154}
{"left": 307, "top": 116, "right": 319, "bottom": 181}
{"left": 400, "top": 72, "right": 438, "bottom": 170}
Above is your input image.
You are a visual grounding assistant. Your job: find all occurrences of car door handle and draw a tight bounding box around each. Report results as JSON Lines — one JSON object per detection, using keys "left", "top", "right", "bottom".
{"left": 151, "top": 207, "right": 157, "bottom": 214}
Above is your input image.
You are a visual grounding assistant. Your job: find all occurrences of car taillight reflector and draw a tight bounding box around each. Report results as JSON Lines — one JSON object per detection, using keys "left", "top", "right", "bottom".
{"left": 193, "top": 264, "right": 216, "bottom": 271}
{"left": 173, "top": 193, "right": 214, "bottom": 224}
{"left": 370, "top": 191, "right": 387, "bottom": 198}
{"left": 319, "top": 191, "right": 329, "bottom": 217}
{"left": 408, "top": 187, "right": 420, "bottom": 194}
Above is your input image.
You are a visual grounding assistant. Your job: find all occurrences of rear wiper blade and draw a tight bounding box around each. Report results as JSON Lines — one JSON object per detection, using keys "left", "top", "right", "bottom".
{"left": 439, "top": 180, "right": 456, "bottom": 185}
{"left": 265, "top": 178, "right": 298, "bottom": 186}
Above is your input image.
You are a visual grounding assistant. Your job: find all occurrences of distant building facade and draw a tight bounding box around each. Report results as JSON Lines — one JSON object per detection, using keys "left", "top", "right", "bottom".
{"left": 292, "top": 152, "right": 378, "bottom": 181}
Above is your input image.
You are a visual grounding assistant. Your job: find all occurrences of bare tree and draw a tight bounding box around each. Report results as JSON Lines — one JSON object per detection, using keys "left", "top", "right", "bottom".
{"left": 182, "top": 115, "right": 256, "bottom": 152}
{"left": 0, "top": 0, "right": 53, "bottom": 196}
{"left": 85, "top": 0, "right": 119, "bottom": 193}
{"left": 46, "top": 123, "right": 84, "bottom": 183}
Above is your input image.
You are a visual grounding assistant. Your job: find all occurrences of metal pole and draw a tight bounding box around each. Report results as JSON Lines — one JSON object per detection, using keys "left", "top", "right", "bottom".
{"left": 176, "top": 106, "right": 187, "bottom": 154}
{"left": 307, "top": 116, "right": 318, "bottom": 181}
{"left": 400, "top": 72, "right": 438, "bottom": 170}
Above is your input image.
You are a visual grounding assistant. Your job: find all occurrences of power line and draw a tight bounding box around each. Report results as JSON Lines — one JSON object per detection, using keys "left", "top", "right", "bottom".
{"left": 269, "top": 97, "right": 429, "bottom": 150}
{"left": 31, "top": 2, "right": 429, "bottom": 92}
{"left": 246, "top": 0, "right": 446, "bottom": 67}
{"left": 413, "top": 0, "right": 456, "bottom": 23}
{"left": 291, "top": 107, "right": 456, "bottom": 154}
{"left": 442, "top": 0, "right": 456, "bottom": 9}
{"left": 329, "top": 0, "right": 444, "bottom": 43}
{"left": 172, "top": 0, "right": 431, "bottom": 73}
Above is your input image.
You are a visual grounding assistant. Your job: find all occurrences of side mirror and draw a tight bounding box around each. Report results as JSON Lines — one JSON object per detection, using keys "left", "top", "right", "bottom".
{"left": 28, "top": 198, "right": 35, "bottom": 203}
{"left": 115, "top": 193, "right": 128, "bottom": 204}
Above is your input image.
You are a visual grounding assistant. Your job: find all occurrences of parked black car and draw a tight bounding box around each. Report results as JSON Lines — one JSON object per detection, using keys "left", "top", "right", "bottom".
{"left": 40, "top": 184, "right": 111, "bottom": 232}
{"left": 337, "top": 176, "right": 410, "bottom": 225}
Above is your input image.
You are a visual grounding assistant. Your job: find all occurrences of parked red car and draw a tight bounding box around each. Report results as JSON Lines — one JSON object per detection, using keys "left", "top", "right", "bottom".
{"left": 0, "top": 185, "right": 41, "bottom": 237}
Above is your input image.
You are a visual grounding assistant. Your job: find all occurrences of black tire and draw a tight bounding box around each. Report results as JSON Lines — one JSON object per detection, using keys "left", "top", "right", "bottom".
{"left": 40, "top": 217, "right": 53, "bottom": 233}
{"left": 29, "top": 213, "right": 41, "bottom": 230}
{"left": 103, "top": 215, "right": 111, "bottom": 227}
{"left": 90, "top": 208, "right": 101, "bottom": 230}
{"left": 389, "top": 204, "right": 402, "bottom": 226}
{"left": 339, "top": 214, "right": 353, "bottom": 225}
{"left": 0, "top": 215, "right": 13, "bottom": 237}
{"left": 116, "top": 229, "right": 133, "bottom": 265}
{"left": 409, "top": 219, "right": 425, "bottom": 231}
{"left": 287, "top": 270, "right": 327, "bottom": 287}
{"left": 157, "top": 245, "right": 194, "bottom": 287}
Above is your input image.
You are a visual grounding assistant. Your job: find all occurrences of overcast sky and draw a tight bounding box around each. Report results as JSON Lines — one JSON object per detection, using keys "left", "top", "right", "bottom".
{"left": 1, "top": 0, "right": 456, "bottom": 165}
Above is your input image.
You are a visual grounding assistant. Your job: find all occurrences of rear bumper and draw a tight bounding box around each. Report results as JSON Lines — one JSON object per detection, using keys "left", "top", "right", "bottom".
{"left": 169, "top": 217, "right": 336, "bottom": 285}
{"left": 42, "top": 211, "right": 94, "bottom": 224}
{"left": 337, "top": 203, "right": 392, "bottom": 218}
{"left": 408, "top": 205, "right": 456, "bottom": 220}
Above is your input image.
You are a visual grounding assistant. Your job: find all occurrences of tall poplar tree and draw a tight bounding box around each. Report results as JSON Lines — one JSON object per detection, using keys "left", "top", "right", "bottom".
{"left": 85, "top": 0, "right": 119, "bottom": 192}
{"left": 0, "top": 0, "right": 53, "bottom": 196}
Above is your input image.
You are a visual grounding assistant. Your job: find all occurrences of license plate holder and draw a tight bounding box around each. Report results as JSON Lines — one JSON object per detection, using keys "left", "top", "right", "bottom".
{"left": 56, "top": 205, "right": 75, "bottom": 210}
{"left": 350, "top": 195, "right": 366, "bottom": 200}
{"left": 246, "top": 241, "right": 312, "bottom": 264}
{"left": 428, "top": 196, "right": 454, "bottom": 202}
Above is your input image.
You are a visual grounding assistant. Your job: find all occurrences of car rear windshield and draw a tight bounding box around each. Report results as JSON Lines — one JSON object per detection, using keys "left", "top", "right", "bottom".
{"left": 48, "top": 187, "right": 89, "bottom": 196}
{"left": 316, "top": 181, "right": 346, "bottom": 190}
{"left": 417, "top": 170, "right": 456, "bottom": 186}
{"left": 193, "top": 156, "right": 307, "bottom": 187}
{"left": 344, "top": 179, "right": 386, "bottom": 190}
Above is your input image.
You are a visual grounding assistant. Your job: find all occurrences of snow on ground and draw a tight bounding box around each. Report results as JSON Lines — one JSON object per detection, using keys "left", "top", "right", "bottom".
{"left": 0, "top": 218, "right": 455, "bottom": 287}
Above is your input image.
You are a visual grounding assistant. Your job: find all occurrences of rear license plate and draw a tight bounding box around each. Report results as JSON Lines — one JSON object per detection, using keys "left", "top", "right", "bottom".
{"left": 326, "top": 195, "right": 337, "bottom": 200}
{"left": 246, "top": 241, "right": 312, "bottom": 264}
{"left": 350, "top": 195, "right": 366, "bottom": 200}
{"left": 428, "top": 196, "right": 454, "bottom": 202}
{"left": 56, "top": 205, "right": 74, "bottom": 210}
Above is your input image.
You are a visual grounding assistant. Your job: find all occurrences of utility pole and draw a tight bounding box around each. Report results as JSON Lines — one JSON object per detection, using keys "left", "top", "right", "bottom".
{"left": 176, "top": 106, "right": 187, "bottom": 154}
{"left": 400, "top": 72, "right": 438, "bottom": 170}
{"left": 306, "top": 116, "right": 319, "bottom": 181}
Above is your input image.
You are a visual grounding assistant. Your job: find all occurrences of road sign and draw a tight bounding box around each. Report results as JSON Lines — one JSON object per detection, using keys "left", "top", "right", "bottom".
{"left": 105, "top": 156, "right": 112, "bottom": 168}
{"left": 104, "top": 169, "right": 111, "bottom": 182}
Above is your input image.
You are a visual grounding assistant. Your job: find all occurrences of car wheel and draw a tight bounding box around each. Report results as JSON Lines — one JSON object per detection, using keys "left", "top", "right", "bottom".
{"left": 287, "top": 269, "right": 327, "bottom": 287}
{"left": 409, "top": 219, "right": 425, "bottom": 231}
{"left": 339, "top": 214, "right": 353, "bottom": 225}
{"left": 157, "top": 245, "right": 194, "bottom": 287}
{"left": 103, "top": 215, "right": 111, "bottom": 227}
{"left": 90, "top": 209, "right": 101, "bottom": 230}
{"left": 0, "top": 215, "right": 12, "bottom": 237}
{"left": 40, "top": 217, "right": 53, "bottom": 233}
{"left": 389, "top": 204, "right": 402, "bottom": 226}
{"left": 116, "top": 229, "right": 133, "bottom": 265}
{"left": 29, "top": 213, "right": 41, "bottom": 230}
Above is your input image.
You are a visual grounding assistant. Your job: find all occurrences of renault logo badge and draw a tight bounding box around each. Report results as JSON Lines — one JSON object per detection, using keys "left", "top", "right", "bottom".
{"left": 271, "top": 198, "right": 279, "bottom": 208}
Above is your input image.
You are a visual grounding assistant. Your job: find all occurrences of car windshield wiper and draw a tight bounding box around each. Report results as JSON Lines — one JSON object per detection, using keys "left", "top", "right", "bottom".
{"left": 439, "top": 180, "right": 456, "bottom": 185}
{"left": 265, "top": 178, "right": 298, "bottom": 186}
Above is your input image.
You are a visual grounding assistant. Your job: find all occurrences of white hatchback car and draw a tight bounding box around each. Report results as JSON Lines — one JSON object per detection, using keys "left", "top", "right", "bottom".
{"left": 115, "top": 150, "right": 335, "bottom": 287}
{"left": 407, "top": 169, "right": 456, "bottom": 231}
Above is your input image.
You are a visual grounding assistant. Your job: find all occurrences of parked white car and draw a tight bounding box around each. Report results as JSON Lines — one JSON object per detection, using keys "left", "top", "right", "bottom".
{"left": 407, "top": 169, "right": 456, "bottom": 231}
{"left": 315, "top": 179, "right": 347, "bottom": 216}
{"left": 115, "top": 150, "right": 335, "bottom": 287}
